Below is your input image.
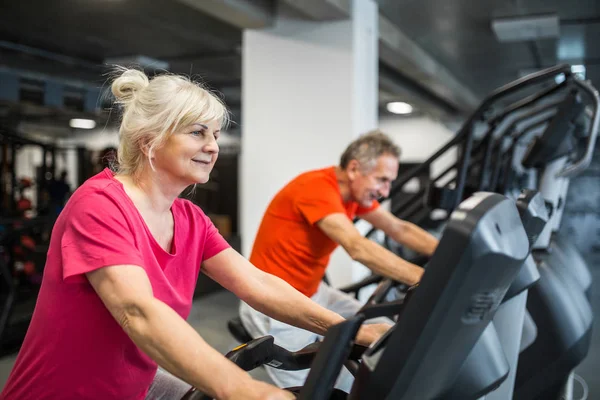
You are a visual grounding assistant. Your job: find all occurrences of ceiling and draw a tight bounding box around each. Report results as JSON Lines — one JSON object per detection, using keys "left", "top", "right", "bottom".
{"left": 376, "top": 0, "right": 600, "bottom": 98}
{"left": 0, "top": 0, "right": 598, "bottom": 137}
{"left": 0, "top": 0, "right": 242, "bottom": 83}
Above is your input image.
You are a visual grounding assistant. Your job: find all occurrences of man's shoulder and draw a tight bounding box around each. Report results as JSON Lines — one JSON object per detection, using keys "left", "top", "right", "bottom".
{"left": 286, "top": 166, "right": 337, "bottom": 190}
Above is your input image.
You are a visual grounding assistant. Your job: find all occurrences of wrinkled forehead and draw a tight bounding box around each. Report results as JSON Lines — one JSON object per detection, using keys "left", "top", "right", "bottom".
{"left": 366, "top": 154, "right": 399, "bottom": 178}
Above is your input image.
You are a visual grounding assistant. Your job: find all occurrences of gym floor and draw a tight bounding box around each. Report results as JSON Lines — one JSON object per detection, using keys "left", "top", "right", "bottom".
{"left": 0, "top": 258, "right": 598, "bottom": 397}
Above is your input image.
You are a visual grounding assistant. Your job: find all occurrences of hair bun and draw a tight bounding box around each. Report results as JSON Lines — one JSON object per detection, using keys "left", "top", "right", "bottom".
{"left": 111, "top": 68, "right": 150, "bottom": 104}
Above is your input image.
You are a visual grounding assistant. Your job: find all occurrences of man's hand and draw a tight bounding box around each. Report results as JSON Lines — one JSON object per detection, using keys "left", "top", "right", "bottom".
{"left": 224, "top": 380, "right": 296, "bottom": 400}
{"left": 413, "top": 267, "right": 425, "bottom": 285}
{"left": 355, "top": 323, "right": 393, "bottom": 347}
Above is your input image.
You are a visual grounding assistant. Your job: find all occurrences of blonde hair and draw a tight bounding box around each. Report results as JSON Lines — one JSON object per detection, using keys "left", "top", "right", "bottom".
{"left": 110, "top": 67, "right": 229, "bottom": 177}
{"left": 340, "top": 130, "right": 401, "bottom": 172}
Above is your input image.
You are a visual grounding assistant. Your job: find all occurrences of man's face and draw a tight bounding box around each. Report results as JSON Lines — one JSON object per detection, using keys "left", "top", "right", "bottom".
{"left": 348, "top": 154, "right": 399, "bottom": 207}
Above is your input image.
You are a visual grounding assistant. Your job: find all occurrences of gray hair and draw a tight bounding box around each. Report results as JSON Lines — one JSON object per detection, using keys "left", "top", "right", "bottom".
{"left": 339, "top": 130, "right": 401, "bottom": 172}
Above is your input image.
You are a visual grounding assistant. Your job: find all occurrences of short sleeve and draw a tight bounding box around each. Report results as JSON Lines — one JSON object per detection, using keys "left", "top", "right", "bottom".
{"left": 356, "top": 199, "right": 380, "bottom": 215}
{"left": 295, "top": 180, "right": 346, "bottom": 225}
{"left": 61, "top": 193, "right": 144, "bottom": 282}
{"left": 202, "top": 215, "right": 231, "bottom": 261}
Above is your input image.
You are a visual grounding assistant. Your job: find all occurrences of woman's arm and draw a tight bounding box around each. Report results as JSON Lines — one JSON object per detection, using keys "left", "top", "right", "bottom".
{"left": 86, "top": 265, "right": 293, "bottom": 400}
{"left": 202, "top": 249, "right": 389, "bottom": 344}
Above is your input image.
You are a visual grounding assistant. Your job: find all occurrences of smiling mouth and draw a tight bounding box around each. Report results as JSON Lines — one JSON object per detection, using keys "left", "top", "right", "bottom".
{"left": 192, "top": 159, "right": 211, "bottom": 165}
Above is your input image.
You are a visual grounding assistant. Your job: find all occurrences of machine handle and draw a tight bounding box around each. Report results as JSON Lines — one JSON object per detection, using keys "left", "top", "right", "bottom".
{"left": 557, "top": 78, "right": 600, "bottom": 178}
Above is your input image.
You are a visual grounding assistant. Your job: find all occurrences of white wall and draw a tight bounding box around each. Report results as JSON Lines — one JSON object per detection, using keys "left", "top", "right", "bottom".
{"left": 241, "top": 5, "right": 377, "bottom": 249}
{"left": 241, "top": 20, "right": 355, "bottom": 261}
{"left": 241, "top": 0, "right": 379, "bottom": 288}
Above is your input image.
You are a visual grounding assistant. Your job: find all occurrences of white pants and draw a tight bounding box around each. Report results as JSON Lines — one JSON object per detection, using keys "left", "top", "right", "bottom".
{"left": 145, "top": 368, "right": 192, "bottom": 400}
{"left": 239, "top": 282, "right": 391, "bottom": 393}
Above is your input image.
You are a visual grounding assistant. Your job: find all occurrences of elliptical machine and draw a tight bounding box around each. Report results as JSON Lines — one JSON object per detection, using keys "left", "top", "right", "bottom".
{"left": 511, "top": 77, "right": 599, "bottom": 400}
{"left": 183, "top": 192, "right": 532, "bottom": 400}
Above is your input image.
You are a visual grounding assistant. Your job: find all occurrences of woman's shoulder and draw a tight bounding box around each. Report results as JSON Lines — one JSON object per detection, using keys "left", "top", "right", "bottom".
{"left": 65, "top": 169, "right": 130, "bottom": 213}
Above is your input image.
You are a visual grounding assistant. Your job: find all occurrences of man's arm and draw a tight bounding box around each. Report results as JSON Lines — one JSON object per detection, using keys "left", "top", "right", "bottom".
{"left": 316, "top": 214, "right": 423, "bottom": 285}
{"left": 360, "top": 207, "right": 438, "bottom": 256}
{"left": 202, "top": 249, "right": 389, "bottom": 346}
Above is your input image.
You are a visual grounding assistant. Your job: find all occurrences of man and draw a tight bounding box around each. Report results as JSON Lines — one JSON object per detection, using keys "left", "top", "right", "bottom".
{"left": 239, "top": 130, "right": 439, "bottom": 391}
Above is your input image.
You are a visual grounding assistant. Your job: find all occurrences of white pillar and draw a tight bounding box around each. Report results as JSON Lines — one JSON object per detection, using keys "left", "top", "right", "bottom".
{"left": 241, "top": 0, "right": 378, "bottom": 287}
{"left": 15, "top": 145, "right": 43, "bottom": 210}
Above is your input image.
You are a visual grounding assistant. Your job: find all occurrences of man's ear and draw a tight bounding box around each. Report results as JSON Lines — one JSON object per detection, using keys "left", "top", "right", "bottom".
{"left": 346, "top": 159, "right": 361, "bottom": 181}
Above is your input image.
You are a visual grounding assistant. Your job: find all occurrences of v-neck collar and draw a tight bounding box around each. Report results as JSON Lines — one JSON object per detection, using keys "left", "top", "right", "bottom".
{"left": 104, "top": 168, "right": 178, "bottom": 258}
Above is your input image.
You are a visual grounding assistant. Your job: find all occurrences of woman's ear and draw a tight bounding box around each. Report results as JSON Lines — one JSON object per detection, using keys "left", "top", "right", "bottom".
{"left": 140, "top": 138, "right": 152, "bottom": 158}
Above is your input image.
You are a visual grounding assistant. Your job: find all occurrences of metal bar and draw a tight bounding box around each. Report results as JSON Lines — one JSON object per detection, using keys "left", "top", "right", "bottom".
{"left": 0, "top": 257, "right": 17, "bottom": 344}
{"left": 489, "top": 79, "right": 568, "bottom": 125}
{"left": 50, "top": 147, "right": 56, "bottom": 178}
{"left": 0, "top": 126, "right": 49, "bottom": 147}
{"left": 478, "top": 133, "right": 496, "bottom": 191}
{"left": 366, "top": 65, "right": 576, "bottom": 240}
{"left": 483, "top": 106, "right": 560, "bottom": 190}
{"left": 0, "top": 40, "right": 102, "bottom": 71}
{"left": 398, "top": 196, "right": 428, "bottom": 221}
{"left": 9, "top": 145, "right": 16, "bottom": 213}
{"left": 511, "top": 116, "right": 555, "bottom": 142}
{"left": 557, "top": 79, "right": 600, "bottom": 177}
{"left": 39, "top": 147, "right": 48, "bottom": 209}
{"left": 391, "top": 187, "right": 426, "bottom": 217}
{"left": 489, "top": 141, "right": 506, "bottom": 191}
{"left": 481, "top": 65, "right": 572, "bottom": 113}
{"left": 388, "top": 132, "right": 465, "bottom": 198}
{"left": 0, "top": 144, "right": 4, "bottom": 214}
{"left": 386, "top": 66, "right": 570, "bottom": 203}
{"left": 366, "top": 187, "right": 426, "bottom": 238}
{"left": 500, "top": 151, "right": 517, "bottom": 193}
{"left": 452, "top": 123, "right": 475, "bottom": 209}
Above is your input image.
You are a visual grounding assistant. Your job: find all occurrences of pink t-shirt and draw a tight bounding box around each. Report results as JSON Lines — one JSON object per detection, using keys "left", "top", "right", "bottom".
{"left": 0, "top": 168, "right": 230, "bottom": 400}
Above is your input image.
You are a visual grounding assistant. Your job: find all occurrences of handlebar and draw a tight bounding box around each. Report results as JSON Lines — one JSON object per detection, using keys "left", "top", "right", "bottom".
{"left": 557, "top": 78, "right": 600, "bottom": 177}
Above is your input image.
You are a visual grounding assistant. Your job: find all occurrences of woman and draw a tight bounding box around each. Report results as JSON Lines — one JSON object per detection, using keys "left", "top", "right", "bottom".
{"left": 0, "top": 69, "right": 389, "bottom": 400}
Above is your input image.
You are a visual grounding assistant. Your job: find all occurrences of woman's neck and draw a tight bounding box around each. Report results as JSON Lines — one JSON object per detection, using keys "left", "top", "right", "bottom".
{"left": 116, "top": 169, "right": 182, "bottom": 215}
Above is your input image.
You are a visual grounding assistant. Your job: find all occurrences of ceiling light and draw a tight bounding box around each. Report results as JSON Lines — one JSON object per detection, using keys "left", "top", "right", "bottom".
{"left": 491, "top": 14, "right": 559, "bottom": 43}
{"left": 386, "top": 102, "right": 413, "bottom": 115}
{"left": 69, "top": 118, "right": 96, "bottom": 129}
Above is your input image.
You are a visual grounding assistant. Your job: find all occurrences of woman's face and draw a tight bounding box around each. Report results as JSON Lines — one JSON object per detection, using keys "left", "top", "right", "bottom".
{"left": 151, "top": 119, "right": 221, "bottom": 187}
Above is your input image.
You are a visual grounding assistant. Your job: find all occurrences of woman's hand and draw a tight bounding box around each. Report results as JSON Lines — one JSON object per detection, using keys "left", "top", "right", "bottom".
{"left": 355, "top": 323, "right": 392, "bottom": 347}
{"left": 224, "top": 380, "right": 296, "bottom": 400}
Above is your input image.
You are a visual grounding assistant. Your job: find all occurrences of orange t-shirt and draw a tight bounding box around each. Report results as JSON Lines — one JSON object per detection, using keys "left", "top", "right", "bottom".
{"left": 249, "top": 166, "right": 379, "bottom": 297}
